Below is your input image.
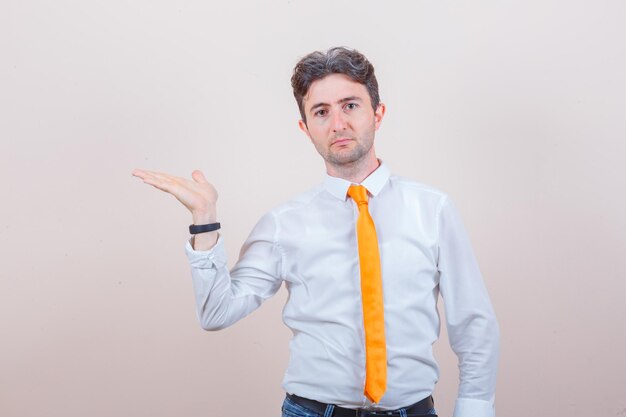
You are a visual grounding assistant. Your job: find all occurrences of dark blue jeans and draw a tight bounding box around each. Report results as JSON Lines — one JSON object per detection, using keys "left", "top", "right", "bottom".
{"left": 281, "top": 395, "right": 438, "bottom": 417}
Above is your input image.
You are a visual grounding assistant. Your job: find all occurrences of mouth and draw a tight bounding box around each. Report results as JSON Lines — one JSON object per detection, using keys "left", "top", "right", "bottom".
{"left": 331, "top": 138, "right": 353, "bottom": 146}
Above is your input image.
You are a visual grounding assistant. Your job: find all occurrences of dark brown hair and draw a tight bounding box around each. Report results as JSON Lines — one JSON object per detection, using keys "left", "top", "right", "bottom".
{"left": 291, "top": 47, "right": 380, "bottom": 123}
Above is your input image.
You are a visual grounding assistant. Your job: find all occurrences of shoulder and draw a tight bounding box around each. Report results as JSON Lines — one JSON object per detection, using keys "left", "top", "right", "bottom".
{"left": 387, "top": 174, "right": 449, "bottom": 204}
{"left": 266, "top": 184, "right": 326, "bottom": 217}
{"left": 245, "top": 185, "right": 325, "bottom": 238}
{"left": 386, "top": 175, "right": 464, "bottom": 233}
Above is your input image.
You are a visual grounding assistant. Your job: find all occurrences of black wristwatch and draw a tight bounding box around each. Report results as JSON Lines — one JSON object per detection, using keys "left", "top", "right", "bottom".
{"left": 189, "top": 222, "right": 221, "bottom": 235}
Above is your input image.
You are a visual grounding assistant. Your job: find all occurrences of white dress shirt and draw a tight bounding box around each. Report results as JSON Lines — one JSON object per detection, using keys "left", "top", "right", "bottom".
{"left": 185, "top": 162, "right": 499, "bottom": 417}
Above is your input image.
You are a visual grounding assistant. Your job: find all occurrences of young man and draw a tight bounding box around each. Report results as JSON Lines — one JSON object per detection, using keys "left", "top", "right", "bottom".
{"left": 133, "top": 47, "right": 499, "bottom": 417}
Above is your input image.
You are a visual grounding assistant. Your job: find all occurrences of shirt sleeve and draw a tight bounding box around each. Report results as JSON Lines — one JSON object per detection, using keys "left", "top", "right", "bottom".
{"left": 185, "top": 211, "right": 284, "bottom": 331}
{"left": 436, "top": 196, "right": 500, "bottom": 417}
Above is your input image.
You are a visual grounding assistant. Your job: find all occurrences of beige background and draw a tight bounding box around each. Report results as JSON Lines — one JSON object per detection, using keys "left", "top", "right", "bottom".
{"left": 2, "top": 1, "right": 625, "bottom": 416}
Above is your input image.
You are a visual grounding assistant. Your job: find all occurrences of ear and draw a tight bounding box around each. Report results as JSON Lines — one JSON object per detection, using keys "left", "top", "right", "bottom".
{"left": 374, "top": 103, "right": 386, "bottom": 131}
{"left": 298, "top": 119, "right": 311, "bottom": 139}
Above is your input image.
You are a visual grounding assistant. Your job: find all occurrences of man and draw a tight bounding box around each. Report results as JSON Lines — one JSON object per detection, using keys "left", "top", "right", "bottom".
{"left": 133, "top": 47, "right": 499, "bottom": 417}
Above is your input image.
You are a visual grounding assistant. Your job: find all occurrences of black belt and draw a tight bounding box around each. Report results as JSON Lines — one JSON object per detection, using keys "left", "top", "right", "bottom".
{"left": 286, "top": 393, "right": 435, "bottom": 417}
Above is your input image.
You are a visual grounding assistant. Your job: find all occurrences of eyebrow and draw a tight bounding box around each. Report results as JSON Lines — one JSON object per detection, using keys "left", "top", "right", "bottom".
{"left": 308, "top": 96, "right": 363, "bottom": 114}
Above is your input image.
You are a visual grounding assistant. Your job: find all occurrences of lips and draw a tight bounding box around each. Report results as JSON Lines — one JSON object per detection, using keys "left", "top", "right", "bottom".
{"left": 331, "top": 138, "right": 353, "bottom": 146}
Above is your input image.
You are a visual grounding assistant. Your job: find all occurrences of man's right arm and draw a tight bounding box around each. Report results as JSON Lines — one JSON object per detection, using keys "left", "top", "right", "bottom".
{"left": 186, "top": 211, "right": 284, "bottom": 330}
{"left": 132, "top": 168, "right": 283, "bottom": 330}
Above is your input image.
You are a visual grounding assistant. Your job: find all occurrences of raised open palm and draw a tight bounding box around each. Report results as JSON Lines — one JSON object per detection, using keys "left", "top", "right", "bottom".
{"left": 132, "top": 169, "right": 217, "bottom": 223}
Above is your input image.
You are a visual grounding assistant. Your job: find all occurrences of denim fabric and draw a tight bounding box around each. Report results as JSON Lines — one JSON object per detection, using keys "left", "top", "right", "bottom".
{"left": 281, "top": 396, "right": 437, "bottom": 417}
{"left": 282, "top": 396, "right": 330, "bottom": 417}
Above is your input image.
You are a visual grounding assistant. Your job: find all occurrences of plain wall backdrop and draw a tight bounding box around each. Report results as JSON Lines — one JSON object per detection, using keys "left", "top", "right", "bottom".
{"left": 2, "top": 1, "right": 625, "bottom": 416}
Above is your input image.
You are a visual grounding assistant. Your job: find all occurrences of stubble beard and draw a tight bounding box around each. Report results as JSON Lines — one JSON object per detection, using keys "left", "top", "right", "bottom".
{"left": 322, "top": 130, "right": 375, "bottom": 169}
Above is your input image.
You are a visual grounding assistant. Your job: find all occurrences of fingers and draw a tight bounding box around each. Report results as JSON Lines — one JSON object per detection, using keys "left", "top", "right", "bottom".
{"left": 132, "top": 169, "right": 214, "bottom": 201}
{"left": 132, "top": 169, "right": 169, "bottom": 182}
{"left": 191, "top": 170, "right": 208, "bottom": 184}
{"left": 131, "top": 169, "right": 148, "bottom": 179}
{"left": 133, "top": 169, "right": 176, "bottom": 184}
{"left": 132, "top": 169, "right": 180, "bottom": 193}
{"left": 132, "top": 168, "right": 217, "bottom": 214}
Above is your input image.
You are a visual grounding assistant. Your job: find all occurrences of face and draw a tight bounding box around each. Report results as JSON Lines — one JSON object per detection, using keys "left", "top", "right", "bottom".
{"left": 298, "top": 74, "right": 385, "bottom": 171}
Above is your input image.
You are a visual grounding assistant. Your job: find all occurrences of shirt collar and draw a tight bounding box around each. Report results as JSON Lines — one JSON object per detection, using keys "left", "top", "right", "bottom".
{"left": 323, "top": 161, "right": 391, "bottom": 200}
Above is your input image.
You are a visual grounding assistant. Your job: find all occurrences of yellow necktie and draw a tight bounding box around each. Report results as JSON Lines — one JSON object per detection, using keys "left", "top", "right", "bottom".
{"left": 347, "top": 185, "right": 387, "bottom": 403}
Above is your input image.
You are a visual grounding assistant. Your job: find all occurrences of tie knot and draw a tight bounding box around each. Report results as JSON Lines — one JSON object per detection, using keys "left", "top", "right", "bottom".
{"left": 348, "top": 185, "right": 369, "bottom": 205}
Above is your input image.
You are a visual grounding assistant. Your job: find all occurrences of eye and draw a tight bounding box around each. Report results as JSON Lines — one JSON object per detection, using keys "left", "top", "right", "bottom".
{"left": 314, "top": 109, "right": 328, "bottom": 117}
{"left": 345, "top": 102, "right": 359, "bottom": 110}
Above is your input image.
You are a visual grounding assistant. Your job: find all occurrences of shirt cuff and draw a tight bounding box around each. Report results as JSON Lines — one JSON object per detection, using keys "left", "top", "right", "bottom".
{"left": 452, "top": 398, "right": 495, "bottom": 417}
{"left": 184, "top": 235, "right": 227, "bottom": 269}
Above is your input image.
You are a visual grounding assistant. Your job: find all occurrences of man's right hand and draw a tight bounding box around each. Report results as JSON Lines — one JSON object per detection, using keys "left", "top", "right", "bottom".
{"left": 132, "top": 169, "right": 219, "bottom": 250}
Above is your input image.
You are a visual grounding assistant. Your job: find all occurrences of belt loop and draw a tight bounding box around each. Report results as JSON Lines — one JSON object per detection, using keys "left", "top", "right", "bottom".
{"left": 323, "top": 404, "right": 335, "bottom": 417}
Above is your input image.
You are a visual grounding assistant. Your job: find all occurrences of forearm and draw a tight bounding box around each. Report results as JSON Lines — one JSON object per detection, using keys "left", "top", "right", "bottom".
{"left": 446, "top": 307, "right": 499, "bottom": 417}
{"left": 187, "top": 239, "right": 259, "bottom": 330}
{"left": 452, "top": 312, "right": 500, "bottom": 398}
{"left": 186, "top": 211, "right": 284, "bottom": 331}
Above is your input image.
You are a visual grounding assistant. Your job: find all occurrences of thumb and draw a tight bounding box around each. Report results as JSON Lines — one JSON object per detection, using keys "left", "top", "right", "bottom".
{"left": 191, "top": 170, "right": 208, "bottom": 184}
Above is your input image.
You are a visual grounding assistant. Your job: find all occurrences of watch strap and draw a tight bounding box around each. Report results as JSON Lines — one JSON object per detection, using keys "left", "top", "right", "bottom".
{"left": 189, "top": 222, "right": 221, "bottom": 234}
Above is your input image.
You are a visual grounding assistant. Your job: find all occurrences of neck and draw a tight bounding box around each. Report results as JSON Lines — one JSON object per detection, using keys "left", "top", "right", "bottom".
{"left": 326, "top": 155, "right": 380, "bottom": 184}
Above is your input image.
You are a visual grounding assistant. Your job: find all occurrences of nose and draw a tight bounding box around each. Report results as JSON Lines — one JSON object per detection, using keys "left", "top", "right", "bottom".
{"left": 331, "top": 108, "right": 347, "bottom": 132}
